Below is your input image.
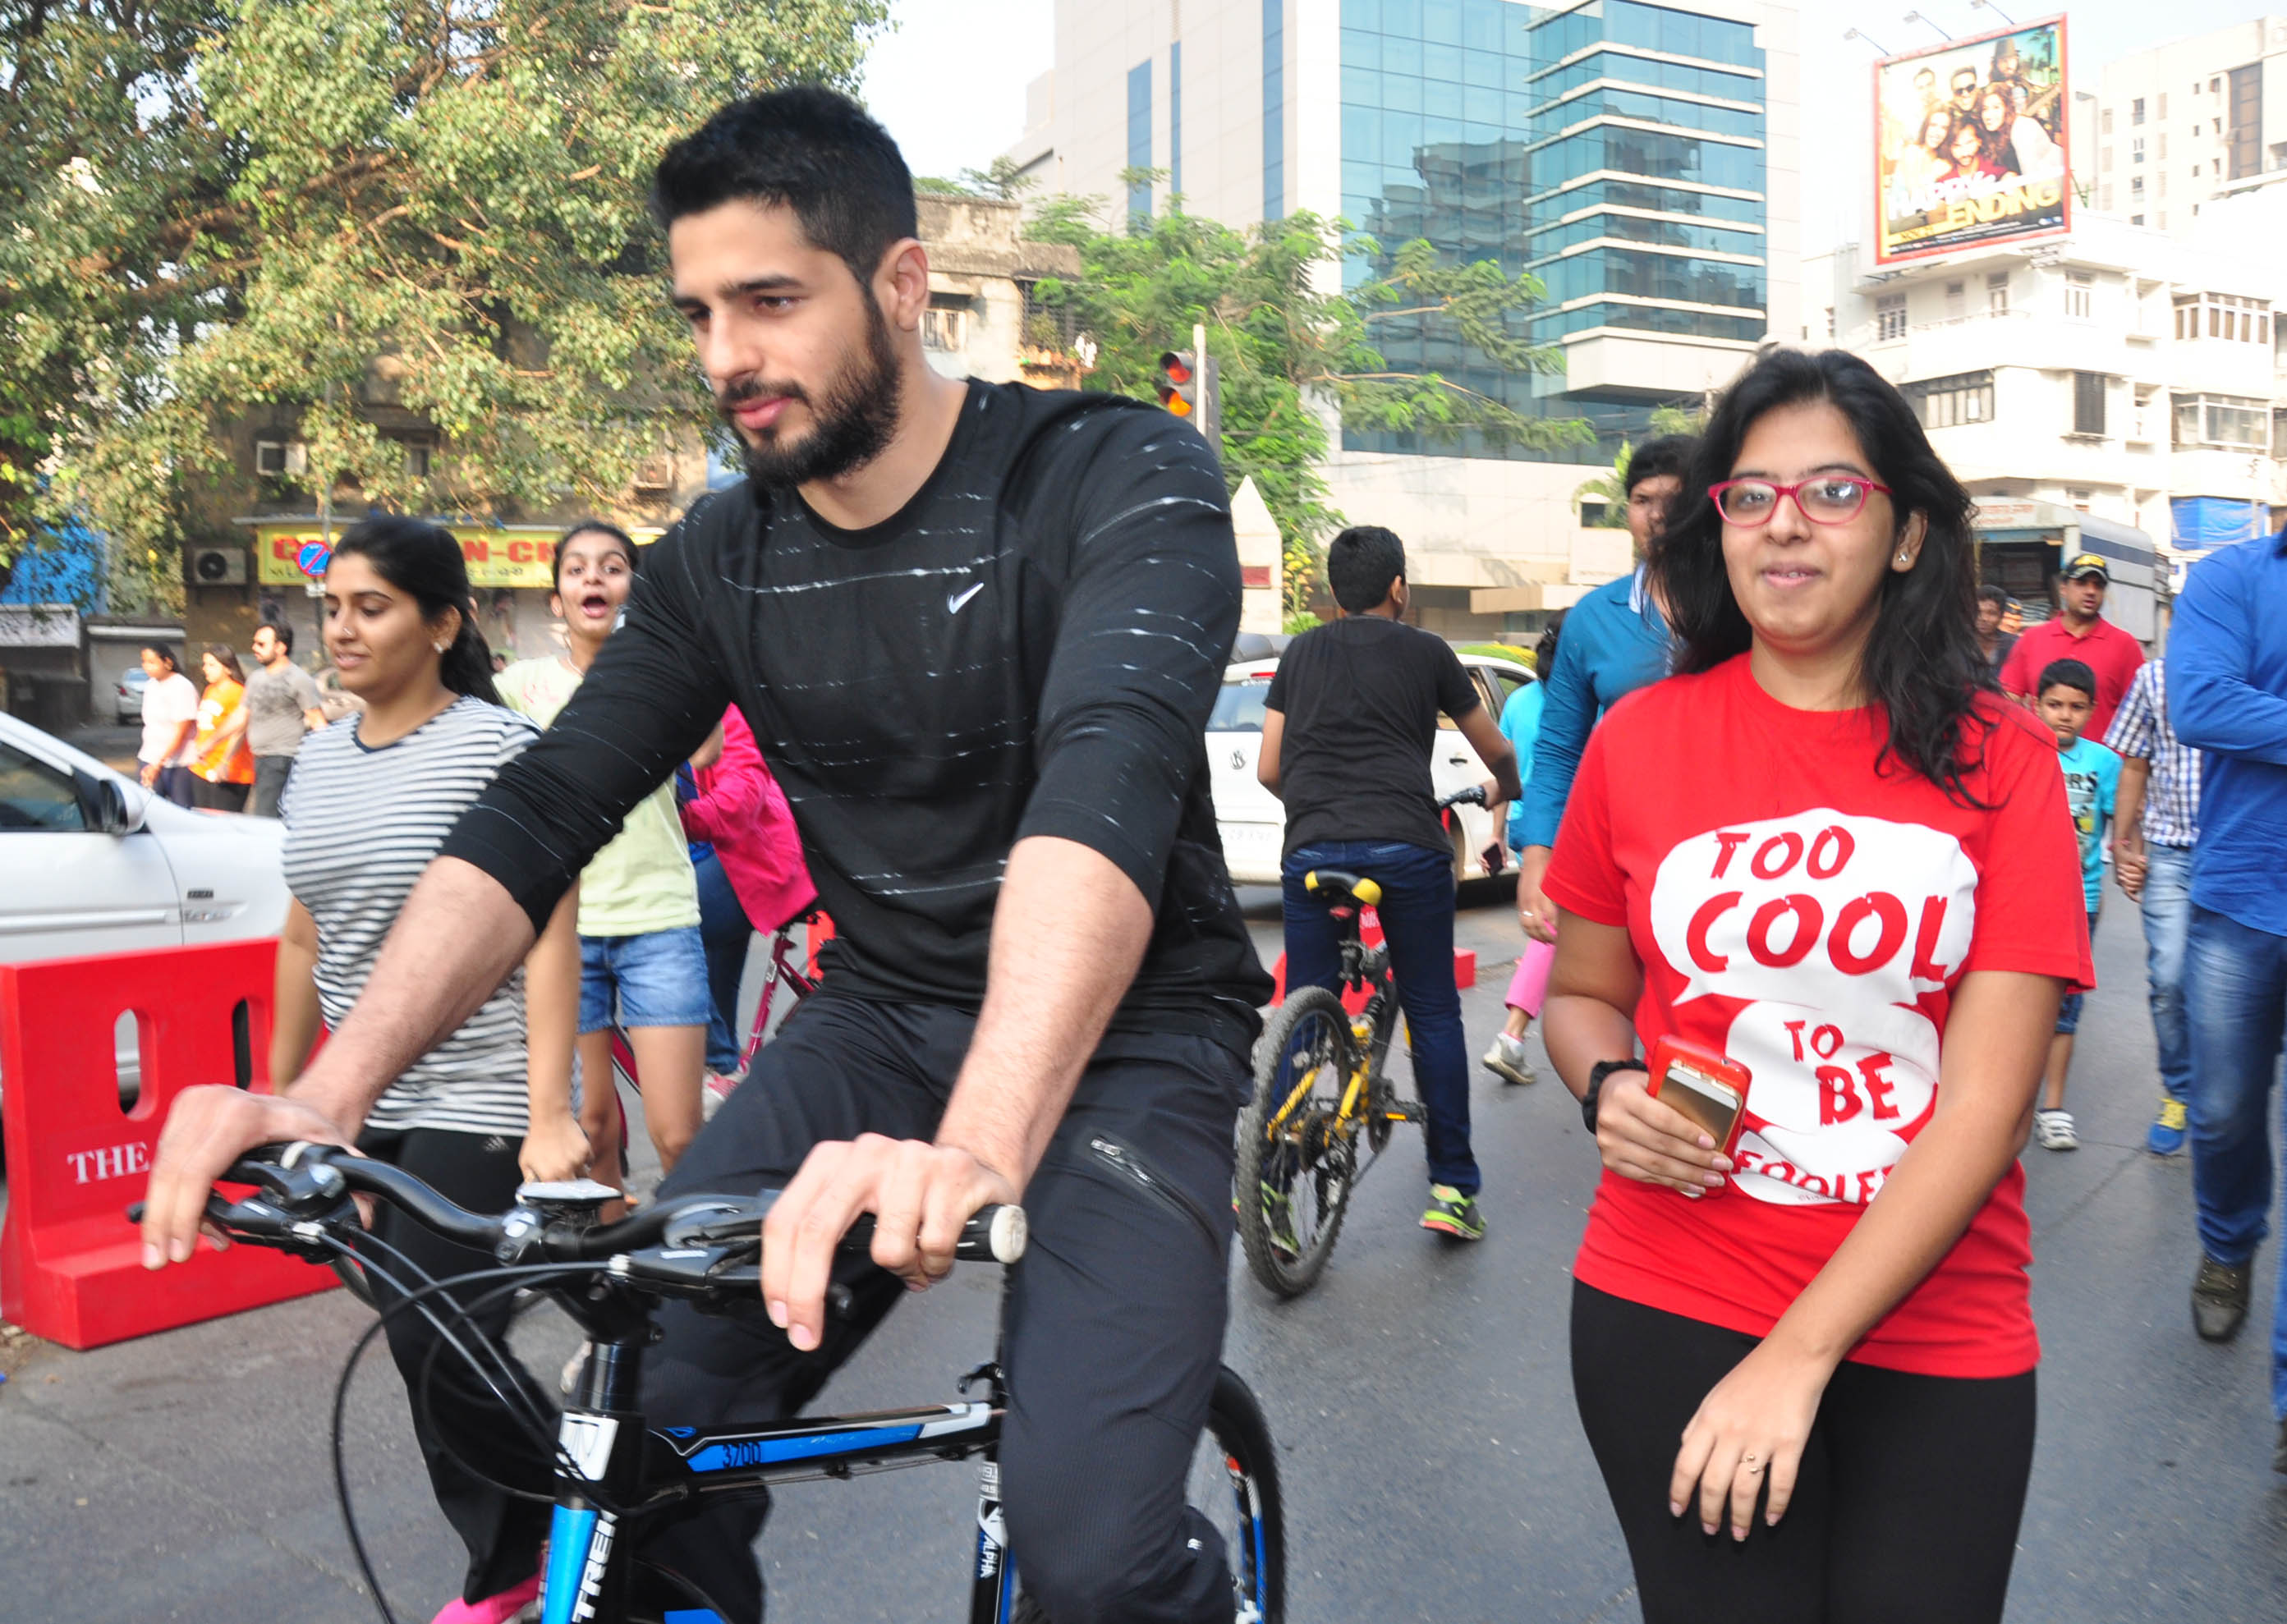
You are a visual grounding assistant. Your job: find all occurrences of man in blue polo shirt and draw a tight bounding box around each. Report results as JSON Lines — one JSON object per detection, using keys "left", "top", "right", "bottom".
{"left": 2168, "top": 527, "right": 2287, "bottom": 1475}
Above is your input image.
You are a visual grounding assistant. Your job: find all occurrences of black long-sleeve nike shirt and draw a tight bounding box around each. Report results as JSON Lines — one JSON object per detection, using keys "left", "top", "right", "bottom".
{"left": 441, "top": 381, "right": 1273, "bottom": 1052}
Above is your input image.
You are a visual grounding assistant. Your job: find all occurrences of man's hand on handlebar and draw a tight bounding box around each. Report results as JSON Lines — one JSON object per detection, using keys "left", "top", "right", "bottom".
{"left": 760, "top": 1134, "right": 1021, "bottom": 1353}
{"left": 140, "top": 1085, "right": 357, "bottom": 1268}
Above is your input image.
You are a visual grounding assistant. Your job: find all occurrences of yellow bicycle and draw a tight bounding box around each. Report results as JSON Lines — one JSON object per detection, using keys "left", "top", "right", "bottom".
{"left": 1235, "top": 790, "right": 1484, "bottom": 1296}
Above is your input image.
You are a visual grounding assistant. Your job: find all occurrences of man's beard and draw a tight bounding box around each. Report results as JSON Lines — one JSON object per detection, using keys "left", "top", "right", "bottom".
{"left": 721, "top": 301, "right": 903, "bottom": 489}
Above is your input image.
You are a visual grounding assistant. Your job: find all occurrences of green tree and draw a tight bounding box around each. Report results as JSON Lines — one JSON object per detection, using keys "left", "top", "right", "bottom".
{"left": 1, "top": 0, "right": 236, "bottom": 605}
{"left": 5, "top": 0, "right": 889, "bottom": 609}
{"left": 1026, "top": 194, "right": 1591, "bottom": 615}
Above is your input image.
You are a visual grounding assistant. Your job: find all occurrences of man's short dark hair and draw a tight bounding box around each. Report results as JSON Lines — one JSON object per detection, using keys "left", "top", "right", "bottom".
{"left": 256, "top": 621, "right": 293, "bottom": 654}
{"left": 1977, "top": 584, "right": 2009, "bottom": 609}
{"left": 1327, "top": 525, "right": 1406, "bottom": 614}
{"left": 2037, "top": 658, "right": 2096, "bottom": 700}
{"left": 651, "top": 86, "right": 918, "bottom": 288}
{"left": 1624, "top": 434, "right": 1697, "bottom": 496}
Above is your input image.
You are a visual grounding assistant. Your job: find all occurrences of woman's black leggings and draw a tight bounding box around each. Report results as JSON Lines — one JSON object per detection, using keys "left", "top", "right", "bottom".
{"left": 1571, "top": 1281, "right": 2036, "bottom": 1624}
{"left": 356, "top": 1126, "right": 556, "bottom": 1605}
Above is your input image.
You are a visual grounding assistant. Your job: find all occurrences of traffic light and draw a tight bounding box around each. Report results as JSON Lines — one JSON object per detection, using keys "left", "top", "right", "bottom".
{"left": 1156, "top": 350, "right": 1201, "bottom": 420}
{"left": 1155, "top": 346, "right": 1221, "bottom": 460}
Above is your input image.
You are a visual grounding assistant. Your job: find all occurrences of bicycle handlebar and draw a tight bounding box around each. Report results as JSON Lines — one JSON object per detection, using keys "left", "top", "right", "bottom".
{"left": 1436, "top": 785, "right": 1487, "bottom": 810}
{"left": 131, "top": 1142, "right": 1028, "bottom": 1296}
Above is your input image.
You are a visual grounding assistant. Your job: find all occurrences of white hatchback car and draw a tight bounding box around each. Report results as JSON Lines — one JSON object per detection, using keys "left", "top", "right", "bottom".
{"left": 0, "top": 711, "right": 291, "bottom": 1117}
{"left": 1206, "top": 649, "right": 1535, "bottom": 887}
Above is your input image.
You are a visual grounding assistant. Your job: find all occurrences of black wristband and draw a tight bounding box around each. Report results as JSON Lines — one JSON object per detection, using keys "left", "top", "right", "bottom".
{"left": 1582, "top": 1059, "right": 1648, "bottom": 1134}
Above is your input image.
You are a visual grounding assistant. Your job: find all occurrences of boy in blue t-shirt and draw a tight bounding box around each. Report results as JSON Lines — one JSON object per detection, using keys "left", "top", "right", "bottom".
{"left": 2034, "top": 657, "right": 2121, "bottom": 1151}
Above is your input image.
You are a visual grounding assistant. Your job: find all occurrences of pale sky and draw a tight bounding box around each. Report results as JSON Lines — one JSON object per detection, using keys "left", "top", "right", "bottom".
{"left": 858, "top": 0, "right": 2285, "bottom": 250}
{"left": 860, "top": 0, "right": 1055, "bottom": 184}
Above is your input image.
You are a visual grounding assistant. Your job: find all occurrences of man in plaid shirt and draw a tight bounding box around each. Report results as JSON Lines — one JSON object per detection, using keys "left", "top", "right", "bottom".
{"left": 2105, "top": 658, "right": 2202, "bottom": 1155}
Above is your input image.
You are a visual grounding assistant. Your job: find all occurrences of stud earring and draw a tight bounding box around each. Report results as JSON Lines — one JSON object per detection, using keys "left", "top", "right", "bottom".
{"left": 1895, "top": 552, "right": 1909, "bottom": 565}
{"left": 434, "top": 640, "right": 448, "bottom": 653}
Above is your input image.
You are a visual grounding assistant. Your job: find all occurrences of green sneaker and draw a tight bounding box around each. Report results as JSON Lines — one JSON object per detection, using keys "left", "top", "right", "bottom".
{"left": 1259, "top": 1181, "right": 1301, "bottom": 1259}
{"left": 1420, "top": 1184, "right": 1485, "bottom": 1241}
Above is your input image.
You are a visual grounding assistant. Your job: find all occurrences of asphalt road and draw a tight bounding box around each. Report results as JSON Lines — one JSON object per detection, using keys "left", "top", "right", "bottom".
{"left": 2, "top": 883, "right": 2283, "bottom": 1622}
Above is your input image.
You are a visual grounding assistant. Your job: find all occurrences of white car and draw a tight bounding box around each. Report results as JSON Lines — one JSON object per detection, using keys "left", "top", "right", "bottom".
{"left": 1207, "top": 649, "right": 1536, "bottom": 887}
{"left": 0, "top": 711, "right": 290, "bottom": 1116}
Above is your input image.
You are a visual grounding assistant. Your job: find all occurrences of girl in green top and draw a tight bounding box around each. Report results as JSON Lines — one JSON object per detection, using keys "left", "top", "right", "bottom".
{"left": 497, "top": 521, "right": 710, "bottom": 1190}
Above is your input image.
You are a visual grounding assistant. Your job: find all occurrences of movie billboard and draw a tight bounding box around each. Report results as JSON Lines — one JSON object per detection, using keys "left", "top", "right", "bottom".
{"left": 1875, "top": 16, "right": 2069, "bottom": 265}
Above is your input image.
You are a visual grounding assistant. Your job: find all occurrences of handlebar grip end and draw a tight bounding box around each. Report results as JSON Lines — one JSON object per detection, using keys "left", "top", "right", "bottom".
{"left": 986, "top": 1204, "right": 1027, "bottom": 1265}
{"left": 1353, "top": 878, "right": 1382, "bottom": 907}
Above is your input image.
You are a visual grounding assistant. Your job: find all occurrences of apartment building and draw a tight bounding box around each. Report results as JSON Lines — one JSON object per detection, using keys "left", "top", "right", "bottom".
{"left": 1007, "top": 0, "right": 1802, "bottom": 636}
{"left": 2092, "top": 17, "right": 2287, "bottom": 235}
{"left": 1808, "top": 211, "right": 2283, "bottom": 626}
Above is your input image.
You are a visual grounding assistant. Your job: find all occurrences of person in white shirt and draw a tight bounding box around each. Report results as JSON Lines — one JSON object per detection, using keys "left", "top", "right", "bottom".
{"left": 135, "top": 644, "right": 201, "bottom": 807}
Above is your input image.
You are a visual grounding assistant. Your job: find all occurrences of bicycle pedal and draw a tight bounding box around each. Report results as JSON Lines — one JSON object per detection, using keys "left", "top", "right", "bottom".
{"left": 1387, "top": 1100, "right": 1428, "bottom": 1122}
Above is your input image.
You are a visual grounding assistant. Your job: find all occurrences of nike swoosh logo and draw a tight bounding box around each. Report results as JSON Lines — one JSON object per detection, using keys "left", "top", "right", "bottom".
{"left": 947, "top": 581, "right": 985, "bottom": 614}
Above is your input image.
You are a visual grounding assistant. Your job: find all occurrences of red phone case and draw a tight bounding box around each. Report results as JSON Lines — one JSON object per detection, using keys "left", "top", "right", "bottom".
{"left": 1644, "top": 1035, "right": 1752, "bottom": 1190}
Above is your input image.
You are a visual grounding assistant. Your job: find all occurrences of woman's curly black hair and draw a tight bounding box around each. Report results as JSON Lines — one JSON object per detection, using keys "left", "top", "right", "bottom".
{"left": 1651, "top": 346, "right": 1997, "bottom": 803}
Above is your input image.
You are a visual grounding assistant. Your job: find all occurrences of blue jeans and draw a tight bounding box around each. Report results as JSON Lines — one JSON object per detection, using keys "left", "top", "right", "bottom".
{"left": 692, "top": 851, "right": 754, "bottom": 1072}
{"left": 577, "top": 925, "right": 713, "bottom": 1034}
{"left": 1282, "top": 840, "right": 1476, "bottom": 1195}
{"left": 2184, "top": 904, "right": 2287, "bottom": 1416}
{"left": 2139, "top": 845, "right": 2195, "bottom": 1103}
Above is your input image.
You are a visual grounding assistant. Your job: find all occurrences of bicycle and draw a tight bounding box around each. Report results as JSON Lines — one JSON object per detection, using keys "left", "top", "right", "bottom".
{"left": 156, "top": 1141, "right": 1286, "bottom": 1624}
{"left": 1235, "top": 787, "right": 1486, "bottom": 1296}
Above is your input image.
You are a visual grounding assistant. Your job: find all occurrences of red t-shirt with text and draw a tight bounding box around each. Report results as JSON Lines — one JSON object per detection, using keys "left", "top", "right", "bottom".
{"left": 1544, "top": 656, "right": 2092, "bottom": 1378}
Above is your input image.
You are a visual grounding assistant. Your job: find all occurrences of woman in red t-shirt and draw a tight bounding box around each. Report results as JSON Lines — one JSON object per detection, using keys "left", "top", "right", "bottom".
{"left": 1543, "top": 347, "right": 2089, "bottom": 1622}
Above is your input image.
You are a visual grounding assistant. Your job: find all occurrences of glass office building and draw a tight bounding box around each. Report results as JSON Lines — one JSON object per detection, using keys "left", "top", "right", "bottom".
{"left": 1339, "top": 0, "right": 1770, "bottom": 459}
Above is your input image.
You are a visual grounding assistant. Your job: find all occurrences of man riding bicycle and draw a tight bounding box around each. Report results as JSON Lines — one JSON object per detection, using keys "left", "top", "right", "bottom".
{"left": 1256, "top": 526, "right": 1519, "bottom": 1241}
{"left": 139, "top": 87, "right": 1271, "bottom": 1624}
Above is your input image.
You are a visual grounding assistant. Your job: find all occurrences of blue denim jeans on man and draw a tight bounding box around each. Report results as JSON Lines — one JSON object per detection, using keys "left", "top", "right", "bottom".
{"left": 1282, "top": 840, "right": 1476, "bottom": 1195}
{"left": 2184, "top": 904, "right": 2287, "bottom": 1416}
{"left": 2139, "top": 844, "right": 2195, "bottom": 1103}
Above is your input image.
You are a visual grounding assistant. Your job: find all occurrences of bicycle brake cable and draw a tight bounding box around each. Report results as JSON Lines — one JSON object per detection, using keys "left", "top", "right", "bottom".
{"left": 337, "top": 1226, "right": 567, "bottom": 1448}
{"left": 319, "top": 1246, "right": 619, "bottom": 1621}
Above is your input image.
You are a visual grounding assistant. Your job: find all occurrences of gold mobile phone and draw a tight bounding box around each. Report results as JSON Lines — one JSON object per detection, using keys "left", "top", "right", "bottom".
{"left": 1645, "top": 1036, "right": 1750, "bottom": 1171}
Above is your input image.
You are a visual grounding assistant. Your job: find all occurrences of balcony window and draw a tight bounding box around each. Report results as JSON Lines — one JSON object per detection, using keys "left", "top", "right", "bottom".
{"left": 1987, "top": 273, "right": 2009, "bottom": 316}
{"left": 2133, "top": 98, "right": 2146, "bottom": 126}
{"left": 2176, "top": 291, "right": 2271, "bottom": 343}
{"left": 2174, "top": 392, "right": 2267, "bottom": 449}
{"left": 1876, "top": 294, "right": 1907, "bottom": 342}
{"left": 1903, "top": 370, "right": 1994, "bottom": 429}
{"left": 2066, "top": 272, "right": 2092, "bottom": 320}
{"left": 2073, "top": 372, "right": 2107, "bottom": 437}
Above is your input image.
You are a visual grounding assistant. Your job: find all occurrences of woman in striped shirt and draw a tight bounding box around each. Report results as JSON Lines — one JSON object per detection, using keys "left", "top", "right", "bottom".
{"left": 273, "top": 516, "right": 585, "bottom": 1624}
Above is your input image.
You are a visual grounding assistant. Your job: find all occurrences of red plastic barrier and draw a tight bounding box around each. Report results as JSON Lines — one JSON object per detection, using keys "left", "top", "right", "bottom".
{"left": 1265, "top": 915, "right": 1481, "bottom": 1009}
{"left": 0, "top": 940, "right": 334, "bottom": 1349}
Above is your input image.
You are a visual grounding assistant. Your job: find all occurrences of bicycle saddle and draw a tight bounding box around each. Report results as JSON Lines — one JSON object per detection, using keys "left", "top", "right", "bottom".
{"left": 1302, "top": 869, "right": 1382, "bottom": 907}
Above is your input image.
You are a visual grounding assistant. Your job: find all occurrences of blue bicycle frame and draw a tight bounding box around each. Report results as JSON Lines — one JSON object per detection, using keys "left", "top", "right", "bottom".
{"left": 538, "top": 1340, "right": 1015, "bottom": 1624}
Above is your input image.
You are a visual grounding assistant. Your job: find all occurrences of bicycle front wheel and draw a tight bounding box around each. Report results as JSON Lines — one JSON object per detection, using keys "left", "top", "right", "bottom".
{"left": 1236, "top": 985, "right": 1361, "bottom": 1296}
{"left": 1194, "top": 1365, "right": 1286, "bottom": 1622}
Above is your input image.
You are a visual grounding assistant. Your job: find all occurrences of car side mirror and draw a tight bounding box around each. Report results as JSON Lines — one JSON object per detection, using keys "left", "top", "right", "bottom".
{"left": 72, "top": 768, "right": 135, "bottom": 835}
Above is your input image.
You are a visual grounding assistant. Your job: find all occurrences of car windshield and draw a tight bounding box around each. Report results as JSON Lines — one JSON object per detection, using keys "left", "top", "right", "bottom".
{"left": 1207, "top": 677, "right": 1271, "bottom": 734}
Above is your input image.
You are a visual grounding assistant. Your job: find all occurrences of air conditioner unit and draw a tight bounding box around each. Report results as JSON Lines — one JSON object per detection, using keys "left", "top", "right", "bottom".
{"left": 254, "top": 438, "right": 309, "bottom": 477}
{"left": 189, "top": 547, "right": 249, "bottom": 586}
